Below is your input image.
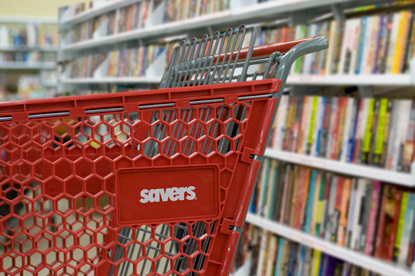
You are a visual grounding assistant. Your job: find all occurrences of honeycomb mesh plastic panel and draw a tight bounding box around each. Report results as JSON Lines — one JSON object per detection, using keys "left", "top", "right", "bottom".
{"left": 0, "top": 80, "right": 280, "bottom": 275}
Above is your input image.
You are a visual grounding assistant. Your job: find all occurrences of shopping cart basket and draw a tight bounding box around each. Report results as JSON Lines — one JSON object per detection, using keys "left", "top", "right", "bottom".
{"left": 0, "top": 26, "right": 327, "bottom": 276}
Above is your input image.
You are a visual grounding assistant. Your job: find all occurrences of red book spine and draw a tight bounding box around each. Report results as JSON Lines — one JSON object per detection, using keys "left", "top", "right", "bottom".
{"left": 374, "top": 185, "right": 389, "bottom": 258}
{"left": 330, "top": 98, "right": 344, "bottom": 159}
{"left": 386, "top": 188, "right": 402, "bottom": 260}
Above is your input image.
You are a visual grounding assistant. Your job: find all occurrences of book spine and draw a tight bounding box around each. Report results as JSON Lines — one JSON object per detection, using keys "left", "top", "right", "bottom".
{"left": 341, "top": 98, "right": 355, "bottom": 162}
{"left": 306, "top": 96, "right": 318, "bottom": 155}
{"left": 407, "top": 206, "right": 415, "bottom": 266}
{"left": 371, "top": 98, "right": 388, "bottom": 165}
{"left": 337, "top": 178, "right": 351, "bottom": 246}
{"left": 361, "top": 99, "right": 375, "bottom": 164}
{"left": 393, "top": 192, "right": 408, "bottom": 261}
{"left": 304, "top": 170, "right": 317, "bottom": 233}
{"left": 319, "top": 97, "right": 331, "bottom": 158}
{"left": 398, "top": 193, "right": 415, "bottom": 265}
{"left": 315, "top": 172, "right": 326, "bottom": 237}
{"left": 345, "top": 179, "right": 357, "bottom": 248}
{"left": 355, "top": 16, "right": 367, "bottom": 74}
{"left": 315, "top": 97, "right": 326, "bottom": 157}
{"left": 364, "top": 181, "right": 380, "bottom": 255}
{"left": 392, "top": 11, "right": 410, "bottom": 74}
{"left": 402, "top": 101, "right": 415, "bottom": 172}
{"left": 347, "top": 99, "right": 360, "bottom": 163}
{"left": 386, "top": 188, "right": 402, "bottom": 260}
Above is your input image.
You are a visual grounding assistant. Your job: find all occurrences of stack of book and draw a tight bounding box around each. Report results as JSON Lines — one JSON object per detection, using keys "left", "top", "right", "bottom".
{"left": 69, "top": 42, "right": 178, "bottom": 79}
{"left": 258, "top": 4, "right": 415, "bottom": 75}
{"left": 250, "top": 160, "right": 415, "bottom": 266}
{"left": 271, "top": 95, "right": 415, "bottom": 173}
{"left": 0, "top": 23, "right": 58, "bottom": 47}
{"left": 233, "top": 224, "right": 381, "bottom": 276}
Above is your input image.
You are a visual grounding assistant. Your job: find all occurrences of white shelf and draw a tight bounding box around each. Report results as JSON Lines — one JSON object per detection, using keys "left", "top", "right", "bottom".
{"left": 246, "top": 213, "right": 415, "bottom": 276}
{"left": 0, "top": 62, "right": 55, "bottom": 70}
{"left": 0, "top": 16, "right": 57, "bottom": 24}
{"left": 60, "top": 0, "right": 138, "bottom": 27}
{"left": 286, "top": 74, "right": 413, "bottom": 86}
{"left": 60, "top": 0, "right": 351, "bottom": 52}
{"left": 61, "top": 10, "right": 231, "bottom": 52}
{"left": 60, "top": 77, "right": 160, "bottom": 84}
{"left": 231, "top": 260, "right": 251, "bottom": 276}
{"left": 264, "top": 149, "right": 414, "bottom": 187}
{"left": 59, "top": 74, "right": 415, "bottom": 88}
{"left": 0, "top": 46, "right": 58, "bottom": 52}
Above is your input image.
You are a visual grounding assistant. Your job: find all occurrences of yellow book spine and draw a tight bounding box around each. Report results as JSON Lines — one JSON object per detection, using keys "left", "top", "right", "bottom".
{"left": 392, "top": 11, "right": 410, "bottom": 73}
{"left": 311, "top": 249, "right": 321, "bottom": 276}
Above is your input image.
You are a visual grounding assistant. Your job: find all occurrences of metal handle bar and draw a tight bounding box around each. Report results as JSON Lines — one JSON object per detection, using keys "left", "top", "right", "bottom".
{"left": 215, "top": 36, "right": 326, "bottom": 62}
{"left": 274, "top": 36, "right": 328, "bottom": 93}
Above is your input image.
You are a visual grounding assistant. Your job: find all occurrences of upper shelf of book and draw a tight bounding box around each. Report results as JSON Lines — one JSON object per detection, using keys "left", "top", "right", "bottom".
{"left": 59, "top": 0, "right": 392, "bottom": 52}
{"left": 59, "top": 0, "right": 343, "bottom": 29}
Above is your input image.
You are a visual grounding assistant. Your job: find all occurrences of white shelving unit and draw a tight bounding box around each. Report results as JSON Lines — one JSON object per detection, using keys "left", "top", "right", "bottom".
{"left": 264, "top": 148, "right": 415, "bottom": 187}
{"left": 246, "top": 213, "right": 415, "bottom": 276}
{"left": 0, "top": 62, "right": 56, "bottom": 70}
{"left": 58, "top": 0, "right": 350, "bottom": 53}
{"left": 0, "top": 16, "right": 58, "bottom": 98}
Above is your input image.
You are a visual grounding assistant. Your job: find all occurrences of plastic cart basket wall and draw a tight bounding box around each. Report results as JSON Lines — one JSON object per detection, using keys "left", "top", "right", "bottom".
{"left": 0, "top": 26, "right": 327, "bottom": 276}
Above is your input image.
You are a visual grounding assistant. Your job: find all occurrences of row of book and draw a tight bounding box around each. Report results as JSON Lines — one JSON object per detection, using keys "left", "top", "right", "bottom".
{"left": 258, "top": 5, "right": 415, "bottom": 75}
{"left": 69, "top": 43, "right": 178, "bottom": 79}
{"left": 271, "top": 95, "right": 415, "bottom": 173}
{"left": 0, "top": 52, "right": 41, "bottom": 63}
{"left": 0, "top": 23, "right": 58, "bottom": 47}
{"left": 233, "top": 224, "right": 381, "bottom": 276}
{"left": 250, "top": 160, "right": 415, "bottom": 266}
{"left": 163, "top": 0, "right": 230, "bottom": 23}
{"left": 72, "top": 1, "right": 151, "bottom": 43}
{"left": 68, "top": 0, "right": 230, "bottom": 44}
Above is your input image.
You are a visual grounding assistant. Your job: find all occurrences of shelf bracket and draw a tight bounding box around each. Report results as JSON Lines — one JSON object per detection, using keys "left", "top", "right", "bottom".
{"left": 331, "top": 4, "right": 346, "bottom": 22}
{"left": 358, "top": 86, "right": 373, "bottom": 98}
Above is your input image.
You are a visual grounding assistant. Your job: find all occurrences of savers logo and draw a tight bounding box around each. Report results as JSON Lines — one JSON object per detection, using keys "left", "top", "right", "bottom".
{"left": 139, "top": 186, "right": 196, "bottom": 203}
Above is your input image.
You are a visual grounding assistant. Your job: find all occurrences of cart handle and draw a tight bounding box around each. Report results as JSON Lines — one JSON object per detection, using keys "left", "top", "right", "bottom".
{"left": 274, "top": 36, "right": 328, "bottom": 93}
{"left": 215, "top": 36, "right": 328, "bottom": 62}
{"left": 247, "top": 36, "right": 321, "bottom": 59}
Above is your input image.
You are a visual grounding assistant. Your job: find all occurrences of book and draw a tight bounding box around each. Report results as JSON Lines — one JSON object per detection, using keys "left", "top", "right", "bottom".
{"left": 394, "top": 192, "right": 409, "bottom": 261}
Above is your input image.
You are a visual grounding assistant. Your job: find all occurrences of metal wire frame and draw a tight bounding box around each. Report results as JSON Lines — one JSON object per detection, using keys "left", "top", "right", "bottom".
{"left": 110, "top": 25, "right": 284, "bottom": 276}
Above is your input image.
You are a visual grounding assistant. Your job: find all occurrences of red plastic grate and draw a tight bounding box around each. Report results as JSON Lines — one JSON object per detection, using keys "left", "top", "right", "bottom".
{"left": 0, "top": 79, "right": 280, "bottom": 275}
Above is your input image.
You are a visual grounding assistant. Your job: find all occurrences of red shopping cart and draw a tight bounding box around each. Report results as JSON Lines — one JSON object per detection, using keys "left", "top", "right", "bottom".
{"left": 0, "top": 26, "right": 327, "bottom": 276}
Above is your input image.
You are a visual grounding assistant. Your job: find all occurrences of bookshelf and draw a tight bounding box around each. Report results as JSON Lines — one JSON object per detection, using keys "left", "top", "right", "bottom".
{"left": 265, "top": 149, "right": 415, "bottom": 187}
{"left": 0, "top": 16, "right": 58, "bottom": 99}
{"left": 246, "top": 213, "right": 415, "bottom": 276}
{"left": 56, "top": 1, "right": 415, "bottom": 274}
{"left": 58, "top": 0, "right": 352, "bottom": 53}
